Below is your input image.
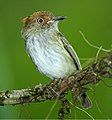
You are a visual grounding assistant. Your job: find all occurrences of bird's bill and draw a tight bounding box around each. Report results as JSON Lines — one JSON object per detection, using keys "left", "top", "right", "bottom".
{"left": 53, "top": 16, "right": 67, "bottom": 21}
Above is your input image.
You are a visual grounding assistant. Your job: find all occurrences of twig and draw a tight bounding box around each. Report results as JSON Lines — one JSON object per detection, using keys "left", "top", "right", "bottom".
{"left": 79, "top": 31, "right": 111, "bottom": 52}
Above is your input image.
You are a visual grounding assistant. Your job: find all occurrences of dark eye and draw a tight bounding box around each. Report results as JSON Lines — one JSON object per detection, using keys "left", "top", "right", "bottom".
{"left": 37, "top": 18, "right": 44, "bottom": 23}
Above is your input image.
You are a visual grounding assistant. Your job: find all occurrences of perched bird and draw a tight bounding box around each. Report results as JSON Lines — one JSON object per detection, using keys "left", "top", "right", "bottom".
{"left": 21, "top": 11, "right": 90, "bottom": 108}
{"left": 21, "top": 11, "right": 81, "bottom": 79}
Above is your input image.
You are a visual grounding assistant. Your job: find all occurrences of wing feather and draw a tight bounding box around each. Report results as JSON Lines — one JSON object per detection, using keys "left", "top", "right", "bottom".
{"left": 57, "top": 32, "right": 82, "bottom": 70}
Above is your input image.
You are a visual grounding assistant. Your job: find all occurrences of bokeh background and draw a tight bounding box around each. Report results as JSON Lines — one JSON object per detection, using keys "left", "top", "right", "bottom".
{"left": 0, "top": 0, "right": 112, "bottom": 119}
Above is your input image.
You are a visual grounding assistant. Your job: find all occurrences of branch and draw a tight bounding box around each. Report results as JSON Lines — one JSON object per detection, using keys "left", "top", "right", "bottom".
{"left": 0, "top": 51, "right": 112, "bottom": 119}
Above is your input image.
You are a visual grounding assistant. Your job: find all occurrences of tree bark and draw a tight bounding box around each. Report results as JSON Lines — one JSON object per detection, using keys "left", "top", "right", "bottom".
{"left": 0, "top": 51, "right": 112, "bottom": 119}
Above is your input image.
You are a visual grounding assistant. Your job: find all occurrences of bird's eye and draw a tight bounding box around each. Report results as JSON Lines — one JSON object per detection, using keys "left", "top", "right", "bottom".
{"left": 37, "top": 18, "right": 44, "bottom": 23}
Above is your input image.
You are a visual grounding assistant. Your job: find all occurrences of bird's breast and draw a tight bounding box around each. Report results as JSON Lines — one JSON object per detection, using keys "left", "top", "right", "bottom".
{"left": 26, "top": 34, "right": 76, "bottom": 79}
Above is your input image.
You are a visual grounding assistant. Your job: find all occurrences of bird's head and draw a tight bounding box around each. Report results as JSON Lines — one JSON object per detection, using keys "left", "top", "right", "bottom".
{"left": 21, "top": 11, "right": 66, "bottom": 38}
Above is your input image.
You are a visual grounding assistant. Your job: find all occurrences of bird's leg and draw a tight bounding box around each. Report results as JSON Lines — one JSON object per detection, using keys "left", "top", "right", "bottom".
{"left": 51, "top": 79, "right": 58, "bottom": 87}
{"left": 51, "top": 78, "right": 62, "bottom": 87}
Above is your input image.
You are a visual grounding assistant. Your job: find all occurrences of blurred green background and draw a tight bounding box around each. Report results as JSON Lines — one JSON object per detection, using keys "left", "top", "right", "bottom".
{"left": 0, "top": 0, "right": 112, "bottom": 119}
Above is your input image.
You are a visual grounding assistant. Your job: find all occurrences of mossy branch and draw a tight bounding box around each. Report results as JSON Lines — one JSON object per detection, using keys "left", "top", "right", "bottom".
{"left": 0, "top": 51, "right": 112, "bottom": 119}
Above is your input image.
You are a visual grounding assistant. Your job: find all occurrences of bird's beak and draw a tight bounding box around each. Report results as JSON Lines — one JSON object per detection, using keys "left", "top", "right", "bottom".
{"left": 53, "top": 16, "right": 67, "bottom": 21}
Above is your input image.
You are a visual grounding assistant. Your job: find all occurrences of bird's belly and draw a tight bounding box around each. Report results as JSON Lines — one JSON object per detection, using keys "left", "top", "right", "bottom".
{"left": 26, "top": 42, "right": 76, "bottom": 79}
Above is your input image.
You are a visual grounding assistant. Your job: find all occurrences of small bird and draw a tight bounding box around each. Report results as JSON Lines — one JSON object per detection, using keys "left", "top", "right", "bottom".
{"left": 21, "top": 11, "right": 91, "bottom": 108}
{"left": 21, "top": 11, "right": 81, "bottom": 79}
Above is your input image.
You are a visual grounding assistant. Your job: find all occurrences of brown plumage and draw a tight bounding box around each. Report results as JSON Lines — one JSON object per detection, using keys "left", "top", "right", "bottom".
{"left": 22, "top": 11, "right": 54, "bottom": 27}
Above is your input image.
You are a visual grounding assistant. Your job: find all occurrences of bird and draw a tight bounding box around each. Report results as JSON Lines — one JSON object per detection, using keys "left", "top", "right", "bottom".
{"left": 21, "top": 11, "right": 90, "bottom": 108}
{"left": 21, "top": 11, "right": 81, "bottom": 79}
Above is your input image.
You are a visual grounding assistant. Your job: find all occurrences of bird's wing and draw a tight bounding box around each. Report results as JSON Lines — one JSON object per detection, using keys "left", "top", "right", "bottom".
{"left": 57, "top": 32, "right": 82, "bottom": 70}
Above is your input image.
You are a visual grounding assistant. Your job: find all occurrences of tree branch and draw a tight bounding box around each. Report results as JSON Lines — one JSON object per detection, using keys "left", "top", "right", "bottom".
{"left": 0, "top": 51, "right": 112, "bottom": 119}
